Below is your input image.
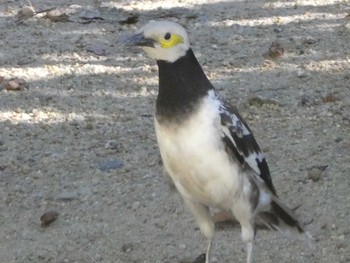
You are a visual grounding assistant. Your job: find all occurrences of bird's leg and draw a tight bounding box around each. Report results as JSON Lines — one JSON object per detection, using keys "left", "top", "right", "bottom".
{"left": 246, "top": 241, "right": 253, "bottom": 263}
{"left": 205, "top": 238, "right": 212, "bottom": 263}
{"left": 231, "top": 202, "right": 255, "bottom": 263}
{"left": 184, "top": 199, "right": 214, "bottom": 263}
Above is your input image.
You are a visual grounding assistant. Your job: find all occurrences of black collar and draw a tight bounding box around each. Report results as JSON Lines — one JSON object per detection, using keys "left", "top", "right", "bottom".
{"left": 156, "top": 49, "right": 214, "bottom": 124}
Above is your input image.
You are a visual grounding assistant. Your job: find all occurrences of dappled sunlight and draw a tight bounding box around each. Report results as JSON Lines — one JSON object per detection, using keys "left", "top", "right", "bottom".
{"left": 0, "top": 1, "right": 349, "bottom": 263}
{"left": 263, "top": 0, "right": 345, "bottom": 8}
{"left": 0, "top": 109, "right": 86, "bottom": 124}
{"left": 303, "top": 58, "right": 350, "bottom": 72}
{"left": 1, "top": 64, "right": 123, "bottom": 81}
{"left": 103, "top": 0, "right": 243, "bottom": 11}
{"left": 59, "top": 28, "right": 109, "bottom": 36}
{"left": 1, "top": 54, "right": 349, "bottom": 90}
{"left": 0, "top": 85, "right": 156, "bottom": 123}
{"left": 209, "top": 12, "right": 346, "bottom": 27}
{"left": 0, "top": 63, "right": 153, "bottom": 82}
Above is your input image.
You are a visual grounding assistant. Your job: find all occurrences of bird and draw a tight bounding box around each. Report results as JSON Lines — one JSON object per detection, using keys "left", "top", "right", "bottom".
{"left": 125, "top": 20, "right": 311, "bottom": 263}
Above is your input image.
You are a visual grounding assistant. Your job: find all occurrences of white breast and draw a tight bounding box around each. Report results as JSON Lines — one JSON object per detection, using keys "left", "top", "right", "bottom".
{"left": 155, "top": 95, "right": 245, "bottom": 209}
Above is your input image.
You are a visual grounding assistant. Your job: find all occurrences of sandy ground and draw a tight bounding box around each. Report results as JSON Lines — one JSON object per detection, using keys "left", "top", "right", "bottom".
{"left": 0, "top": 0, "right": 350, "bottom": 262}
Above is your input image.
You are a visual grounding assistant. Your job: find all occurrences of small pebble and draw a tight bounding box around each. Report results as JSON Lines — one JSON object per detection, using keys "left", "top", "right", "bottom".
{"left": 56, "top": 192, "right": 78, "bottom": 201}
{"left": 303, "top": 37, "right": 318, "bottom": 45}
{"left": 273, "top": 28, "right": 283, "bottom": 33}
{"left": 194, "top": 254, "right": 206, "bottom": 263}
{"left": 131, "top": 201, "right": 140, "bottom": 211}
{"left": 121, "top": 243, "right": 134, "bottom": 253}
{"left": 307, "top": 168, "right": 322, "bottom": 182}
{"left": 299, "top": 96, "right": 312, "bottom": 106}
{"left": 40, "top": 211, "right": 59, "bottom": 227}
{"left": 44, "top": 8, "right": 69, "bottom": 22}
{"left": 105, "top": 140, "right": 118, "bottom": 149}
{"left": 179, "top": 243, "right": 187, "bottom": 250}
{"left": 335, "top": 137, "right": 342, "bottom": 143}
{"left": 98, "top": 159, "right": 124, "bottom": 171}
{"left": 16, "top": 5, "right": 36, "bottom": 20}
{"left": 86, "top": 45, "right": 107, "bottom": 56}
{"left": 119, "top": 14, "right": 139, "bottom": 25}
{"left": 297, "top": 68, "right": 308, "bottom": 78}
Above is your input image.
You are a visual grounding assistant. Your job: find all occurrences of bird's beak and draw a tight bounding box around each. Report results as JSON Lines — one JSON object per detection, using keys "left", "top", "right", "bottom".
{"left": 124, "top": 32, "right": 156, "bottom": 48}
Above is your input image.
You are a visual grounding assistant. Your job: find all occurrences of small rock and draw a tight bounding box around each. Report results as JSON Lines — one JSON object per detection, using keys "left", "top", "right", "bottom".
{"left": 44, "top": 9, "right": 69, "bottom": 22}
{"left": 56, "top": 192, "right": 78, "bottom": 201}
{"left": 303, "top": 37, "right": 318, "bottom": 45}
{"left": 121, "top": 243, "right": 134, "bottom": 253}
{"left": 335, "top": 137, "right": 343, "bottom": 143}
{"left": 16, "top": 5, "right": 36, "bottom": 21}
{"left": 335, "top": 240, "right": 346, "bottom": 250}
{"left": 248, "top": 96, "right": 280, "bottom": 107}
{"left": 40, "top": 211, "right": 59, "bottom": 227}
{"left": 119, "top": 13, "right": 139, "bottom": 25}
{"left": 303, "top": 218, "right": 314, "bottom": 225}
{"left": 273, "top": 28, "right": 283, "bottom": 33}
{"left": 86, "top": 45, "right": 107, "bottom": 56}
{"left": 307, "top": 168, "right": 322, "bottom": 182}
{"left": 299, "top": 96, "right": 309, "bottom": 106}
{"left": 262, "top": 146, "right": 270, "bottom": 153}
{"left": 79, "top": 10, "right": 104, "bottom": 21}
{"left": 297, "top": 68, "right": 308, "bottom": 78}
{"left": 131, "top": 201, "right": 140, "bottom": 211}
{"left": 194, "top": 254, "right": 206, "bottom": 263}
{"left": 98, "top": 159, "right": 124, "bottom": 171}
{"left": 84, "top": 122, "right": 94, "bottom": 130}
{"left": 179, "top": 243, "right": 187, "bottom": 250}
{"left": 105, "top": 140, "right": 118, "bottom": 149}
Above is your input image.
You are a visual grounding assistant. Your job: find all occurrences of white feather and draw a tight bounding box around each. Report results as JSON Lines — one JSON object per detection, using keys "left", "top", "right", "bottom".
{"left": 155, "top": 92, "right": 251, "bottom": 210}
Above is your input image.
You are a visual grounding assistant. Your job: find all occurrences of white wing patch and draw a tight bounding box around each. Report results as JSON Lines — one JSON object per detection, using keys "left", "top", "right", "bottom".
{"left": 207, "top": 90, "right": 250, "bottom": 137}
{"left": 245, "top": 152, "right": 264, "bottom": 175}
{"left": 220, "top": 110, "right": 251, "bottom": 137}
{"left": 207, "top": 90, "right": 264, "bottom": 175}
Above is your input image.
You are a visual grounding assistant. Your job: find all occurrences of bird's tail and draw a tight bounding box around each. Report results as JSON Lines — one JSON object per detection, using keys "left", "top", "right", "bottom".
{"left": 258, "top": 195, "right": 313, "bottom": 240}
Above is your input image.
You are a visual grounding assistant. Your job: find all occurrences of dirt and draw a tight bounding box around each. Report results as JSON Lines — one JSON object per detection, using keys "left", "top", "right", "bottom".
{"left": 0, "top": 0, "right": 349, "bottom": 262}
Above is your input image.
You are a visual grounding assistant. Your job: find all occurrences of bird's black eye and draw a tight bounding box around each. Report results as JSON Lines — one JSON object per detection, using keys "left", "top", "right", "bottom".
{"left": 164, "top": 32, "right": 171, "bottom": 40}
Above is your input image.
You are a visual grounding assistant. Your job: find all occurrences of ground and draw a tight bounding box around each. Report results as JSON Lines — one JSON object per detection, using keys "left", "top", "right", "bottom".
{"left": 0, "top": 0, "right": 349, "bottom": 262}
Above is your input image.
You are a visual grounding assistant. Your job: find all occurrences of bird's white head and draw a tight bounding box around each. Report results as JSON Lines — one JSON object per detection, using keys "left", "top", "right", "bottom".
{"left": 125, "top": 21, "right": 190, "bottom": 63}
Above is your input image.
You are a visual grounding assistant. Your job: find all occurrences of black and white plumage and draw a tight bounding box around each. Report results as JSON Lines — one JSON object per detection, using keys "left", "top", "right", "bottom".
{"left": 125, "top": 21, "right": 310, "bottom": 263}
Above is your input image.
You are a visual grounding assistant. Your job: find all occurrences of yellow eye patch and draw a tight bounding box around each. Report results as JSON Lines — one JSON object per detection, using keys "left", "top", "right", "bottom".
{"left": 158, "top": 33, "right": 184, "bottom": 48}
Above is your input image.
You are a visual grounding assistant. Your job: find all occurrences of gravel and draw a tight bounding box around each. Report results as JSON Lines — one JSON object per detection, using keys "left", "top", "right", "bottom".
{"left": 0, "top": 0, "right": 349, "bottom": 262}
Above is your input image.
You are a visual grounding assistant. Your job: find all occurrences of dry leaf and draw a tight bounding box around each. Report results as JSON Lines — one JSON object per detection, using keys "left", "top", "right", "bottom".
{"left": 322, "top": 94, "right": 338, "bottom": 103}
{"left": 264, "top": 41, "right": 284, "bottom": 59}
{"left": 4, "top": 78, "right": 28, "bottom": 91}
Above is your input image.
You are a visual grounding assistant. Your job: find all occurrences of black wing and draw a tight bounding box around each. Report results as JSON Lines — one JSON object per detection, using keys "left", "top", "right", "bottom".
{"left": 218, "top": 100, "right": 277, "bottom": 195}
